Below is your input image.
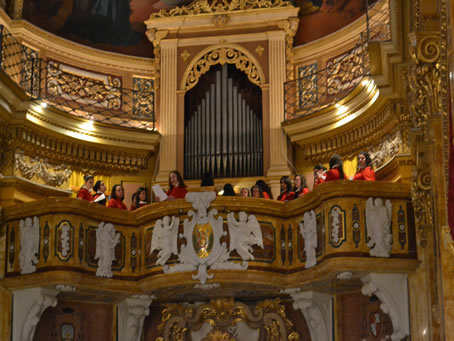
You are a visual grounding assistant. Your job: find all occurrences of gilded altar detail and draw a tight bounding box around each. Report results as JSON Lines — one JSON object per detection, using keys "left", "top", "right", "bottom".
{"left": 185, "top": 47, "right": 262, "bottom": 91}
{"left": 156, "top": 298, "right": 300, "bottom": 341}
{"left": 150, "top": 0, "right": 293, "bottom": 18}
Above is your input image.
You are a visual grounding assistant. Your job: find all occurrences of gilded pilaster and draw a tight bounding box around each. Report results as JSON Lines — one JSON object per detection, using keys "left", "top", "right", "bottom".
{"left": 156, "top": 39, "right": 178, "bottom": 182}
{"left": 266, "top": 31, "right": 291, "bottom": 182}
{"left": 407, "top": 0, "right": 450, "bottom": 338}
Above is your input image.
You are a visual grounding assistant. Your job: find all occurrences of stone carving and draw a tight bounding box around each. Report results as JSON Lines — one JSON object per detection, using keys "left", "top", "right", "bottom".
{"left": 165, "top": 192, "right": 249, "bottom": 284}
{"left": 150, "top": 216, "right": 180, "bottom": 266}
{"left": 299, "top": 210, "right": 317, "bottom": 269}
{"left": 361, "top": 273, "right": 410, "bottom": 341}
{"left": 331, "top": 208, "right": 340, "bottom": 244}
{"left": 291, "top": 291, "right": 333, "bottom": 341}
{"left": 227, "top": 212, "right": 263, "bottom": 261}
{"left": 13, "top": 288, "right": 59, "bottom": 341}
{"left": 15, "top": 150, "right": 72, "bottom": 187}
{"left": 366, "top": 198, "right": 393, "bottom": 258}
{"left": 369, "top": 131, "right": 402, "bottom": 169}
{"left": 61, "top": 222, "right": 70, "bottom": 258}
{"left": 95, "top": 222, "right": 120, "bottom": 278}
{"left": 19, "top": 216, "right": 40, "bottom": 274}
{"left": 118, "top": 295, "right": 154, "bottom": 341}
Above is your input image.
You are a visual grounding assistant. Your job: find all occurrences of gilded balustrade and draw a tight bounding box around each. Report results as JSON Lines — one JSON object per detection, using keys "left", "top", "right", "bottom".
{"left": 0, "top": 181, "right": 417, "bottom": 300}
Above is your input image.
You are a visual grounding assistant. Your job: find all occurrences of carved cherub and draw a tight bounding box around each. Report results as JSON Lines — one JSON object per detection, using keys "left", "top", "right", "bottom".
{"left": 366, "top": 198, "right": 393, "bottom": 257}
{"left": 299, "top": 210, "right": 317, "bottom": 269}
{"left": 95, "top": 222, "right": 120, "bottom": 278}
{"left": 150, "top": 216, "right": 180, "bottom": 266}
{"left": 227, "top": 212, "right": 263, "bottom": 261}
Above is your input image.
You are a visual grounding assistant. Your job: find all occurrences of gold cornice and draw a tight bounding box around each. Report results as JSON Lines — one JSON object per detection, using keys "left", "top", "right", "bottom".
{"left": 149, "top": 0, "right": 294, "bottom": 19}
{"left": 0, "top": 176, "right": 71, "bottom": 200}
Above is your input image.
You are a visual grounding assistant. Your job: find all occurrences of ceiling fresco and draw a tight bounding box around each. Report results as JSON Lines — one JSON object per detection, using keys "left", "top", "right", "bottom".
{"left": 22, "top": 0, "right": 373, "bottom": 57}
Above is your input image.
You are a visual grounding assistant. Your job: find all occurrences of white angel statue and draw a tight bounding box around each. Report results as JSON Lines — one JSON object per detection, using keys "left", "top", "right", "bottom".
{"left": 150, "top": 216, "right": 180, "bottom": 266}
{"left": 299, "top": 210, "right": 317, "bottom": 269}
{"left": 366, "top": 197, "right": 393, "bottom": 258}
{"left": 20, "top": 216, "right": 40, "bottom": 274}
{"left": 95, "top": 222, "right": 120, "bottom": 277}
{"left": 227, "top": 212, "right": 264, "bottom": 261}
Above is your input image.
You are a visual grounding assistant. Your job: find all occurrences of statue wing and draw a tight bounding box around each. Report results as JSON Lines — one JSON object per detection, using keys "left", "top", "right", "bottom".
{"left": 308, "top": 211, "right": 317, "bottom": 247}
{"left": 385, "top": 200, "right": 393, "bottom": 226}
{"left": 365, "top": 198, "right": 375, "bottom": 239}
{"left": 151, "top": 220, "right": 164, "bottom": 254}
{"left": 247, "top": 215, "right": 263, "bottom": 248}
{"left": 169, "top": 217, "right": 180, "bottom": 256}
{"left": 95, "top": 222, "right": 104, "bottom": 260}
{"left": 227, "top": 212, "right": 239, "bottom": 252}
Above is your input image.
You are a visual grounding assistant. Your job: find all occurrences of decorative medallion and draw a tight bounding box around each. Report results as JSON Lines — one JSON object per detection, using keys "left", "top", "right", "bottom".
{"left": 328, "top": 206, "right": 346, "bottom": 248}
{"left": 397, "top": 206, "right": 406, "bottom": 249}
{"left": 181, "top": 49, "right": 191, "bottom": 61}
{"left": 43, "top": 221, "right": 49, "bottom": 262}
{"left": 55, "top": 220, "right": 74, "bottom": 261}
{"left": 255, "top": 44, "right": 264, "bottom": 56}
{"left": 352, "top": 204, "right": 360, "bottom": 248}
{"left": 193, "top": 223, "right": 214, "bottom": 259}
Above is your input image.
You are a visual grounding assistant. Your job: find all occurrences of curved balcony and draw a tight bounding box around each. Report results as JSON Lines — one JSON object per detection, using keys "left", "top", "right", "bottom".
{"left": 1, "top": 181, "right": 416, "bottom": 302}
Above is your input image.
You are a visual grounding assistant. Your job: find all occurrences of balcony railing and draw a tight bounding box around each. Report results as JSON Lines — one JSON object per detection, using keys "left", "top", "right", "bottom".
{"left": 2, "top": 181, "right": 416, "bottom": 294}
{"left": 284, "top": 0, "right": 391, "bottom": 121}
{"left": 0, "top": 25, "right": 155, "bottom": 130}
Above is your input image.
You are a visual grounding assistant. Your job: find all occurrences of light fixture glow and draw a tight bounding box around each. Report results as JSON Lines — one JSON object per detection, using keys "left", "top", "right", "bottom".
{"left": 40, "top": 102, "right": 47, "bottom": 108}
{"left": 80, "top": 120, "right": 95, "bottom": 131}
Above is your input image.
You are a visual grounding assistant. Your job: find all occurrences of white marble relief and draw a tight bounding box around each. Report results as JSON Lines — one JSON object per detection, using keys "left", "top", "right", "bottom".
{"left": 20, "top": 216, "right": 40, "bottom": 275}
{"left": 118, "top": 295, "right": 155, "bottom": 341}
{"left": 227, "top": 211, "right": 264, "bottom": 261}
{"left": 299, "top": 210, "right": 317, "bottom": 269}
{"left": 95, "top": 222, "right": 120, "bottom": 278}
{"left": 150, "top": 216, "right": 180, "bottom": 267}
{"left": 366, "top": 197, "right": 393, "bottom": 257}
{"left": 331, "top": 208, "right": 340, "bottom": 244}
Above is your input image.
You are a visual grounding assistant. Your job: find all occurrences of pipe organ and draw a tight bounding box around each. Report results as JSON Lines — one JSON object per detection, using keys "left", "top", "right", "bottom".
{"left": 184, "top": 64, "right": 263, "bottom": 179}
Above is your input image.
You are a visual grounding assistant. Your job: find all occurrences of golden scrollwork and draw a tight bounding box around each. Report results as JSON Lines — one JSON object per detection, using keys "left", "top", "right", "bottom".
{"left": 46, "top": 61, "right": 122, "bottom": 110}
{"left": 278, "top": 17, "right": 299, "bottom": 81}
{"left": 417, "top": 35, "right": 440, "bottom": 63}
{"left": 150, "top": 0, "right": 293, "bottom": 18}
{"left": 156, "top": 298, "right": 300, "bottom": 341}
{"left": 185, "top": 47, "right": 262, "bottom": 90}
{"left": 411, "top": 170, "right": 432, "bottom": 247}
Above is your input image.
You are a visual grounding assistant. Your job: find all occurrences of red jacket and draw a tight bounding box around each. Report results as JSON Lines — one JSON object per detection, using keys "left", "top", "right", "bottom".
{"left": 130, "top": 202, "right": 148, "bottom": 210}
{"left": 277, "top": 191, "right": 295, "bottom": 202}
{"left": 295, "top": 187, "right": 310, "bottom": 198}
{"left": 325, "top": 168, "right": 343, "bottom": 182}
{"left": 108, "top": 198, "right": 127, "bottom": 210}
{"left": 314, "top": 177, "right": 325, "bottom": 187}
{"left": 353, "top": 166, "right": 376, "bottom": 181}
{"left": 167, "top": 186, "right": 188, "bottom": 199}
{"left": 77, "top": 187, "right": 93, "bottom": 202}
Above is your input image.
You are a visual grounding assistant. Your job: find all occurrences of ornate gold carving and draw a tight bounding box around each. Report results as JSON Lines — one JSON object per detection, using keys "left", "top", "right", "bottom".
{"left": 411, "top": 170, "right": 432, "bottom": 248}
{"left": 46, "top": 61, "right": 122, "bottom": 110}
{"left": 150, "top": 0, "right": 293, "bottom": 18}
{"left": 369, "top": 130, "right": 402, "bottom": 169}
{"left": 156, "top": 298, "right": 300, "bottom": 341}
{"left": 14, "top": 150, "right": 72, "bottom": 187}
{"left": 185, "top": 47, "right": 262, "bottom": 91}
{"left": 408, "top": 33, "right": 441, "bottom": 138}
{"left": 255, "top": 45, "right": 264, "bottom": 57}
{"left": 132, "top": 77, "right": 155, "bottom": 119}
{"left": 181, "top": 50, "right": 191, "bottom": 61}
{"left": 278, "top": 17, "right": 299, "bottom": 81}
{"left": 211, "top": 14, "right": 230, "bottom": 27}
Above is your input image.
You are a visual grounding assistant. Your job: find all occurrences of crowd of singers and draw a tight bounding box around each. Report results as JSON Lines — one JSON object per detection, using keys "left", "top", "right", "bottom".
{"left": 76, "top": 152, "right": 375, "bottom": 209}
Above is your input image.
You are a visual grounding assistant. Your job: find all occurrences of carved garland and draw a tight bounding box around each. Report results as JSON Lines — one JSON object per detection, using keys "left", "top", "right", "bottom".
{"left": 150, "top": 0, "right": 293, "bottom": 18}
{"left": 185, "top": 47, "right": 263, "bottom": 91}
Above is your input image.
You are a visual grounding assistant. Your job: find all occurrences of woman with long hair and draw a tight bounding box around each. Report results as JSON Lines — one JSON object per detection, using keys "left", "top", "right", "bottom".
{"left": 251, "top": 185, "right": 264, "bottom": 198}
{"left": 293, "top": 174, "right": 309, "bottom": 198}
{"left": 277, "top": 176, "right": 295, "bottom": 202}
{"left": 108, "top": 184, "right": 127, "bottom": 210}
{"left": 325, "top": 154, "right": 345, "bottom": 181}
{"left": 167, "top": 170, "right": 187, "bottom": 200}
{"left": 131, "top": 187, "right": 148, "bottom": 210}
{"left": 352, "top": 151, "right": 375, "bottom": 181}
{"left": 256, "top": 180, "right": 273, "bottom": 199}
{"left": 77, "top": 175, "right": 94, "bottom": 201}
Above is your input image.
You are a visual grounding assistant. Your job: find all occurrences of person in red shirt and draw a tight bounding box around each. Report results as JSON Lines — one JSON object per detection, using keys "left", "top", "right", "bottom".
{"left": 93, "top": 180, "right": 107, "bottom": 206}
{"left": 131, "top": 187, "right": 148, "bottom": 210}
{"left": 352, "top": 152, "right": 376, "bottom": 181}
{"left": 77, "top": 175, "right": 94, "bottom": 201}
{"left": 313, "top": 164, "right": 327, "bottom": 188}
{"left": 277, "top": 176, "right": 295, "bottom": 202}
{"left": 108, "top": 184, "right": 127, "bottom": 210}
{"left": 256, "top": 180, "right": 273, "bottom": 199}
{"left": 251, "top": 185, "right": 264, "bottom": 198}
{"left": 325, "top": 154, "right": 346, "bottom": 182}
{"left": 293, "top": 174, "right": 310, "bottom": 198}
{"left": 166, "top": 170, "right": 187, "bottom": 200}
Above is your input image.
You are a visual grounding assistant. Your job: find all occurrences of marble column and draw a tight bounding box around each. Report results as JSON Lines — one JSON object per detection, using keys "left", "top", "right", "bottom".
{"left": 156, "top": 39, "right": 178, "bottom": 182}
